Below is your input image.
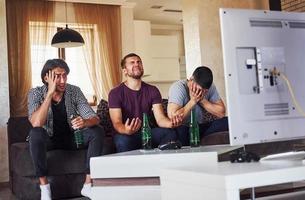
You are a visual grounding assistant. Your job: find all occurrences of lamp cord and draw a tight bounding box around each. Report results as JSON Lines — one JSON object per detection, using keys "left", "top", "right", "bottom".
{"left": 279, "top": 72, "right": 305, "bottom": 117}
{"left": 65, "top": 0, "right": 68, "bottom": 27}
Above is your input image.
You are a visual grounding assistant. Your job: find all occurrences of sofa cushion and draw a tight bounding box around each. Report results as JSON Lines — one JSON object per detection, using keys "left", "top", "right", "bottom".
{"left": 10, "top": 142, "right": 87, "bottom": 176}
{"left": 201, "top": 131, "right": 229, "bottom": 145}
{"left": 97, "top": 99, "right": 114, "bottom": 136}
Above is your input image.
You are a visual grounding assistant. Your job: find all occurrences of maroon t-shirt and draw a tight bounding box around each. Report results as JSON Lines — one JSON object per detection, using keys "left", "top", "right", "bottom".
{"left": 108, "top": 82, "right": 162, "bottom": 122}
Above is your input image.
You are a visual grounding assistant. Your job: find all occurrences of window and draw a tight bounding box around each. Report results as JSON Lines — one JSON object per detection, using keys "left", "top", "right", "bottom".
{"left": 30, "top": 44, "right": 57, "bottom": 87}
{"left": 65, "top": 47, "right": 94, "bottom": 101}
{"left": 30, "top": 22, "right": 95, "bottom": 104}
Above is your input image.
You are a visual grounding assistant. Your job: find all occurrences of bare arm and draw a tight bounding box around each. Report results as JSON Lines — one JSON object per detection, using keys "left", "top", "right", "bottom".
{"left": 167, "top": 101, "right": 194, "bottom": 121}
{"left": 29, "top": 71, "right": 56, "bottom": 127}
{"left": 199, "top": 99, "right": 226, "bottom": 118}
{"left": 167, "top": 81, "right": 202, "bottom": 121}
{"left": 153, "top": 104, "right": 183, "bottom": 128}
{"left": 109, "top": 108, "right": 141, "bottom": 135}
{"left": 29, "top": 93, "right": 52, "bottom": 127}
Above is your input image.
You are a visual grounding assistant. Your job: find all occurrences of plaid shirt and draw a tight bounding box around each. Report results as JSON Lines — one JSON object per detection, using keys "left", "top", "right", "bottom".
{"left": 28, "top": 84, "right": 97, "bottom": 137}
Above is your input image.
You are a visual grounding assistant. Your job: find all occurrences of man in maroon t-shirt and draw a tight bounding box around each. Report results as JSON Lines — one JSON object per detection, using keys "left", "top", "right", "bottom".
{"left": 108, "top": 53, "right": 182, "bottom": 152}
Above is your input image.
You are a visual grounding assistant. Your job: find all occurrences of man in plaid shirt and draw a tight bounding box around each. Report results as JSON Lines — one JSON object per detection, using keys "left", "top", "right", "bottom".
{"left": 28, "top": 59, "right": 104, "bottom": 200}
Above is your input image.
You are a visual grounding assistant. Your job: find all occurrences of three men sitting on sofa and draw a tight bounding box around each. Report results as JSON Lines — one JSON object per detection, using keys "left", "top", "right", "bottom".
{"left": 27, "top": 54, "right": 228, "bottom": 200}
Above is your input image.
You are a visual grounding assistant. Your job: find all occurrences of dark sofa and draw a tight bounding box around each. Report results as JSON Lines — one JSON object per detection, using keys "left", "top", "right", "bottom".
{"left": 8, "top": 107, "right": 115, "bottom": 199}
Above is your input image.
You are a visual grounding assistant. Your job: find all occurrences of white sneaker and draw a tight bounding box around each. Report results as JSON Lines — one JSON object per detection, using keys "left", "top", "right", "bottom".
{"left": 40, "top": 184, "right": 51, "bottom": 200}
{"left": 81, "top": 183, "right": 92, "bottom": 199}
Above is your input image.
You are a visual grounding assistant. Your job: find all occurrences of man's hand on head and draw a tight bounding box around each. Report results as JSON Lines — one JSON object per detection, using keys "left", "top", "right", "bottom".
{"left": 45, "top": 70, "right": 57, "bottom": 97}
{"left": 189, "top": 80, "right": 203, "bottom": 103}
{"left": 199, "top": 89, "right": 210, "bottom": 105}
{"left": 202, "top": 88, "right": 209, "bottom": 99}
{"left": 124, "top": 117, "right": 142, "bottom": 135}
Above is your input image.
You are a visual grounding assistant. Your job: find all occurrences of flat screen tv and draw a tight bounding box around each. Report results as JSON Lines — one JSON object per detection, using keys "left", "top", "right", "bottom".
{"left": 219, "top": 8, "right": 305, "bottom": 146}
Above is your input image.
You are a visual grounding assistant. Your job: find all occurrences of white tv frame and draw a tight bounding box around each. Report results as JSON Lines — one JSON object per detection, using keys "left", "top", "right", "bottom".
{"left": 220, "top": 8, "right": 305, "bottom": 145}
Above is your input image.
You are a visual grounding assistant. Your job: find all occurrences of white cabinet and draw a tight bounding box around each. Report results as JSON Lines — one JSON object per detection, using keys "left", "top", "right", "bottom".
{"left": 134, "top": 20, "right": 152, "bottom": 76}
{"left": 134, "top": 20, "right": 180, "bottom": 82}
{"left": 145, "top": 35, "right": 180, "bottom": 82}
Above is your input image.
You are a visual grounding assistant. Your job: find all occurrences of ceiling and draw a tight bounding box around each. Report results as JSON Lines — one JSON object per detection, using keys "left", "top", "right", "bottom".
{"left": 56, "top": 0, "right": 182, "bottom": 25}
{"left": 126, "top": 0, "right": 182, "bottom": 25}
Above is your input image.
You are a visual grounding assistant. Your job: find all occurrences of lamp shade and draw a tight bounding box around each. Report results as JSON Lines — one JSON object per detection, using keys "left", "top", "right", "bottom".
{"left": 51, "top": 26, "right": 84, "bottom": 48}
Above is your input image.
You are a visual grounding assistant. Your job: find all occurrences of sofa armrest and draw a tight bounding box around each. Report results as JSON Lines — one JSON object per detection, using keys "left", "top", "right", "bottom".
{"left": 7, "top": 117, "right": 32, "bottom": 145}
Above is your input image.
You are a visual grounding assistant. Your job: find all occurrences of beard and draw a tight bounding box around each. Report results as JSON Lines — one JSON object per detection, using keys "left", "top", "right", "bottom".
{"left": 127, "top": 70, "right": 143, "bottom": 79}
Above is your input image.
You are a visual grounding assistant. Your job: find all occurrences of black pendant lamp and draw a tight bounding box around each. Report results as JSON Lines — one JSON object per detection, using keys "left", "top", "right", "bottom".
{"left": 51, "top": 1, "right": 84, "bottom": 48}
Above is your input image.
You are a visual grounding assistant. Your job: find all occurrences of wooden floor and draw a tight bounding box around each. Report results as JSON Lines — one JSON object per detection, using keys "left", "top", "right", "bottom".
{"left": 0, "top": 185, "right": 17, "bottom": 200}
{"left": 0, "top": 183, "right": 88, "bottom": 200}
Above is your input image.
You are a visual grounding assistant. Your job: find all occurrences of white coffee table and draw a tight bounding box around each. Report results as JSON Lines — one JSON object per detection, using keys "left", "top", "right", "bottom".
{"left": 90, "top": 145, "right": 241, "bottom": 200}
{"left": 161, "top": 161, "right": 305, "bottom": 200}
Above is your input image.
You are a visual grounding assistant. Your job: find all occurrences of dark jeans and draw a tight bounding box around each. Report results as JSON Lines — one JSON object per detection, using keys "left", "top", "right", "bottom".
{"left": 28, "top": 126, "right": 104, "bottom": 177}
{"left": 175, "top": 117, "right": 229, "bottom": 146}
{"left": 114, "top": 127, "right": 177, "bottom": 152}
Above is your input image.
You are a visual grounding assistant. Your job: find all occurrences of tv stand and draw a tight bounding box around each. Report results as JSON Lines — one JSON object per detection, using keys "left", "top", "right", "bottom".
{"left": 260, "top": 151, "right": 305, "bottom": 162}
{"left": 161, "top": 161, "right": 305, "bottom": 200}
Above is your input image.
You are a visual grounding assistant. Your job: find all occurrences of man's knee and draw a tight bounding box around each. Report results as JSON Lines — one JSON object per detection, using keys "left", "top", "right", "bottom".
{"left": 114, "top": 134, "right": 139, "bottom": 152}
{"left": 152, "top": 128, "right": 177, "bottom": 146}
{"left": 174, "top": 126, "right": 189, "bottom": 146}
{"left": 84, "top": 125, "right": 105, "bottom": 142}
{"left": 29, "top": 127, "right": 48, "bottom": 144}
{"left": 203, "top": 117, "right": 229, "bottom": 136}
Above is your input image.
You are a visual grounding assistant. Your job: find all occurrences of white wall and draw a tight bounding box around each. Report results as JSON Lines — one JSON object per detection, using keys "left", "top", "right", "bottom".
{"left": 0, "top": 0, "right": 10, "bottom": 183}
{"left": 121, "top": 3, "right": 135, "bottom": 56}
{"left": 151, "top": 24, "right": 185, "bottom": 57}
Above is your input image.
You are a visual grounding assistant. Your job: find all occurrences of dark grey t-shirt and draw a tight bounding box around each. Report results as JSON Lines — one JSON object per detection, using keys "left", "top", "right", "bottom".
{"left": 168, "top": 80, "right": 220, "bottom": 124}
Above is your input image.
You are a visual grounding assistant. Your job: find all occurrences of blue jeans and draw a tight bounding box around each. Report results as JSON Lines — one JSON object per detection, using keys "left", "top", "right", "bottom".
{"left": 175, "top": 117, "right": 229, "bottom": 146}
{"left": 114, "top": 127, "right": 177, "bottom": 152}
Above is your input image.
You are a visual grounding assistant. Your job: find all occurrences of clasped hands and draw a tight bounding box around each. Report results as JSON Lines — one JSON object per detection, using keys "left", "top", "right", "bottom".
{"left": 189, "top": 80, "right": 208, "bottom": 104}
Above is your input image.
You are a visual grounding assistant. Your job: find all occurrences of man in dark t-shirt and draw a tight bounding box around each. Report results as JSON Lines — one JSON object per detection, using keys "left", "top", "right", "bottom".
{"left": 108, "top": 53, "right": 183, "bottom": 152}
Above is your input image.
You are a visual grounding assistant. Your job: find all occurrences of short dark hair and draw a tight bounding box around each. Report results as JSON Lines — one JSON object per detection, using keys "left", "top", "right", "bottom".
{"left": 192, "top": 66, "right": 213, "bottom": 89}
{"left": 41, "top": 59, "right": 70, "bottom": 84}
{"left": 120, "top": 53, "right": 141, "bottom": 68}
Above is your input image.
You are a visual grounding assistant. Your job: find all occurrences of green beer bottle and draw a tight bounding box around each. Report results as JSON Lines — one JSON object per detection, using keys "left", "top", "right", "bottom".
{"left": 189, "top": 109, "right": 200, "bottom": 147}
{"left": 70, "top": 115, "right": 84, "bottom": 149}
{"left": 141, "top": 113, "right": 152, "bottom": 150}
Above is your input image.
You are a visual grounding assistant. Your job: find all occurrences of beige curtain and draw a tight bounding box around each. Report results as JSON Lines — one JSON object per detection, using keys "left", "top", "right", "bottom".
{"left": 6, "top": 0, "right": 55, "bottom": 117}
{"left": 73, "top": 3, "right": 122, "bottom": 101}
